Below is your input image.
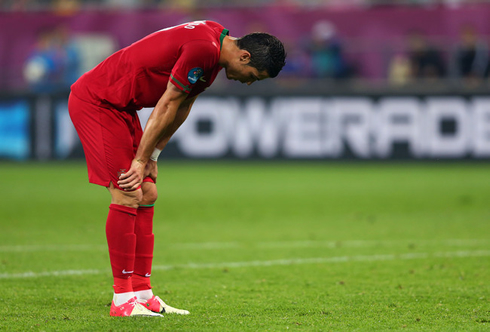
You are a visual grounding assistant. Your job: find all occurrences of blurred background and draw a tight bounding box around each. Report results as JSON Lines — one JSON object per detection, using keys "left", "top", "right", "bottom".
{"left": 1, "top": 0, "right": 490, "bottom": 161}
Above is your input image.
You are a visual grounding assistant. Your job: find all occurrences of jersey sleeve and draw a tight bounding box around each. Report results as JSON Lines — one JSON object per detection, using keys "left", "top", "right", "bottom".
{"left": 170, "top": 40, "right": 219, "bottom": 94}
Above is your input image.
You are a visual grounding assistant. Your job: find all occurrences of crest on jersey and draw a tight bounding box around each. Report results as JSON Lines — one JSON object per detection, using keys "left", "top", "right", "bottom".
{"left": 187, "top": 67, "right": 204, "bottom": 84}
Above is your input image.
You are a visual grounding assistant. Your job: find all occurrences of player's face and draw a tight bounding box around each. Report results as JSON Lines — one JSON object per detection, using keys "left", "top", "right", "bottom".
{"left": 225, "top": 52, "right": 269, "bottom": 85}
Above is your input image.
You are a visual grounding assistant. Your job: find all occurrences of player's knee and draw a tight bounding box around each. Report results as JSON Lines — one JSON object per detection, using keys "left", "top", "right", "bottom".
{"left": 110, "top": 187, "right": 143, "bottom": 209}
{"left": 141, "top": 183, "right": 158, "bottom": 206}
{"left": 121, "top": 190, "right": 143, "bottom": 208}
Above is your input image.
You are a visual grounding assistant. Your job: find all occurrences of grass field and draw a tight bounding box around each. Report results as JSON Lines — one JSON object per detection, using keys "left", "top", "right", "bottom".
{"left": 0, "top": 161, "right": 489, "bottom": 331}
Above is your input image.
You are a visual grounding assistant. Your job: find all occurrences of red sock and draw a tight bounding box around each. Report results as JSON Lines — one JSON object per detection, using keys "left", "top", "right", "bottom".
{"left": 106, "top": 204, "right": 137, "bottom": 293}
{"left": 113, "top": 277, "right": 133, "bottom": 295}
{"left": 133, "top": 205, "right": 154, "bottom": 291}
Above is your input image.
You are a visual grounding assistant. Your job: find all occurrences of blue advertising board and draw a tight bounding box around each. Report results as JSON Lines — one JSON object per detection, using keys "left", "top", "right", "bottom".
{"left": 0, "top": 101, "right": 30, "bottom": 160}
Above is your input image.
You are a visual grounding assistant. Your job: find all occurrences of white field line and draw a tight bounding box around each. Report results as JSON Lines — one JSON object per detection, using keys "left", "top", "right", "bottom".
{"left": 1, "top": 250, "right": 490, "bottom": 280}
{"left": 0, "top": 244, "right": 107, "bottom": 252}
{"left": 1, "top": 239, "right": 489, "bottom": 253}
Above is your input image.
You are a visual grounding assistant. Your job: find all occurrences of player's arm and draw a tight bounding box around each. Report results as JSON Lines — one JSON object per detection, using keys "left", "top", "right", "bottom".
{"left": 117, "top": 82, "right": 189, "bottom": 190}
{"left": 141, "top": 95, "right": 197, "bottom": 182}
{"left": 155, "top": 95, "right": 196, "bottom": 149}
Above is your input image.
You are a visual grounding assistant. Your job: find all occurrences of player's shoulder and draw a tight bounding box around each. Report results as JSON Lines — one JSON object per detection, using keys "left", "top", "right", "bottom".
{"left": 181, "top": 21, "right": 227, "bottom": 48}
{"left": 206, "top": 20, "right": 229, "bottom": 39}
{"left": 187, "top": 20, "right": 227, "bottom": 37}
{"left": 201, "top": 20, "right": 226, "bottom": 31}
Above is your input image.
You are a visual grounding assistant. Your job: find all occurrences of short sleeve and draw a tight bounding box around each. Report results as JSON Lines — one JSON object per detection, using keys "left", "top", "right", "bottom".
{"left": 170, "top": 40, "right": 220, "bottom": 94}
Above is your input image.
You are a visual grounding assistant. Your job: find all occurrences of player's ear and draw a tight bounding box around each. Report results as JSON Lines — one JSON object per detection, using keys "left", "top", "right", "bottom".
{"left": 239, "top": 50, "right": 251, "bottom": 64}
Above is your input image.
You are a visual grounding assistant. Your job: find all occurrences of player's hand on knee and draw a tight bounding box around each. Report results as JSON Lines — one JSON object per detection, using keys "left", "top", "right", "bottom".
{"left": 145, "top": 160, "right": 158, "bottom": 182}
{"left": 118, "top": 159, "right": 146, "bottom": 191}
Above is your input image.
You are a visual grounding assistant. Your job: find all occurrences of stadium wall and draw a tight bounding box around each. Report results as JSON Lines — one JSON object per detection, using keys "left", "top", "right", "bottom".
{"left": 1, "top": 91, "right": 490, "bottom": 161}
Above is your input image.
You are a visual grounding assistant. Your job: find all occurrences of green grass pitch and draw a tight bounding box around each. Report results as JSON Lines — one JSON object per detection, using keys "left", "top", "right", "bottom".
{"left": 0, "top": 161, "right": 489, "bottom": 331}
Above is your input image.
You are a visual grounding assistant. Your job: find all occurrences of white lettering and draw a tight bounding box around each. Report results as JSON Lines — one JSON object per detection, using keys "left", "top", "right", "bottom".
{"left": 472, "top": 97, "right": 490, "bottom": 157}
{"left": 185, "top": 21, "right": 206, "bottom": 29}
{"left": 176, "top": 98, "right": 228, "bottom": 157}
{"left": 229, "top": 97, "right": 284, "bottom": 158}
{"left": 133, "top": 96, "right": 490, "bottom": 160}
{"left": 283, "top": 98, "right": 323, "bottom": 157}
{"left": 332, "top": 98, "right": 372, "bottom": 158}
{"left": 426, "top": 97, "right": 469, "bottom": 158}
{"left": 157, "top": 21, "right": 206, "bottom": 32}
{"left": 374, "top": 98, "right": 424, "bottom": 158}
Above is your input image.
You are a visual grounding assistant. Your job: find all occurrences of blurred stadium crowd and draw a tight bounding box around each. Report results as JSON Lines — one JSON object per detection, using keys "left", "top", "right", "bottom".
{"left": 3, "top": 0, "right": 490, "bottom": 93}
{"left": 2, "top": 0, "right": 490, "bottom": 11}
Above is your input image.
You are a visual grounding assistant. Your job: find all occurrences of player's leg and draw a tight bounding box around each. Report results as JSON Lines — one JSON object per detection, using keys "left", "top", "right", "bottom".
{"left": 132, "top": 180, "right": 156, "bottom": 295}
{"left": 132, "top": 180, "right": 190, "bottom": 315}
{"left": 106, "top": 183, "right": 140, "bottom": 300}
{"left": 106, "top": 183, "right": 161, "bottom": 317}
{"left": 68, "top": 94, "right": 161, "bottom": 317}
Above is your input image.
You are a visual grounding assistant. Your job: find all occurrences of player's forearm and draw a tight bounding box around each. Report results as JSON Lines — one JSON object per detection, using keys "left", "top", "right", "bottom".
{"left": 135, "top": 102, "right": 179, "bottom": 163}
{"left": 154, "top": 136, "right": 171, "bottom": 152}
{"left": 152, "top": 112, "right": 179, "bottom": 152}
{"left": 152, "top": 95, "right": 195, "bottom": 153}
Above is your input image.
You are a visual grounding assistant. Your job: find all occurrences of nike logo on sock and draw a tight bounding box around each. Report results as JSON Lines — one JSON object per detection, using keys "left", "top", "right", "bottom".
{"left": 122, "top": 269, "right": 133, "bottom": 274}
{"left": 145, "top": 273, "right": 151, "bottom": 277}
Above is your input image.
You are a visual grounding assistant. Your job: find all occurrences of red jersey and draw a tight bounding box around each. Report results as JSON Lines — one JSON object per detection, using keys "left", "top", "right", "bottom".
{"left": 71, "top": 21, "right": 228, "bottom": 110}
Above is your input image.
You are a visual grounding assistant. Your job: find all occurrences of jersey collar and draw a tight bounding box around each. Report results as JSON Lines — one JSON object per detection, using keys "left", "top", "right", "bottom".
{"left": 220, "top": 28, "right": 229, "bottom": 49}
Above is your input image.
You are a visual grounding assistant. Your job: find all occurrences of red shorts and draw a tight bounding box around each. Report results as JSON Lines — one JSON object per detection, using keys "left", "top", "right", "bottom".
{"left": 68, "top": 93, "right": 153, "bottom": 189}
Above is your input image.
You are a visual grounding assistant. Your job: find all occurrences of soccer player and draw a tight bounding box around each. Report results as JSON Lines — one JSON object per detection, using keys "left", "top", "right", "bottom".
{"left": 68, "top": 20, "right": 286, "bottom": 317}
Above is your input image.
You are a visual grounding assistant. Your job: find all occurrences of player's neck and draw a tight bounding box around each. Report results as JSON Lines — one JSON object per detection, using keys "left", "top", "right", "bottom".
{"left": 218, "top": 36, "right": 238, "bottom": 69}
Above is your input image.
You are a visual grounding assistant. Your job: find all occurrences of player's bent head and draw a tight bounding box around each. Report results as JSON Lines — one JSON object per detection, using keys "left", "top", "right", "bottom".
{"left": 236, "top": 33, "right": 286, "bottom": 78}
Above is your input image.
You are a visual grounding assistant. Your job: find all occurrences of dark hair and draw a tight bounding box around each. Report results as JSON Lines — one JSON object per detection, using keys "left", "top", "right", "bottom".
{"left": 236, "top": 32, "right": 286, "bottom": 78}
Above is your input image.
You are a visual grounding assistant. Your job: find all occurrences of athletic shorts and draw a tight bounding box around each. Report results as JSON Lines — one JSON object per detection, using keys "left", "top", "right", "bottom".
{"left": 68, "top": 92, "right": 154, "bottom": 190}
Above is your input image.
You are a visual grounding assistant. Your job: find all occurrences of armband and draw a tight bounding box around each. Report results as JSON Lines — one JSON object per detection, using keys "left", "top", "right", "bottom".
{"left": 150, "top": 148, "right": 162, "bottom": 161}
